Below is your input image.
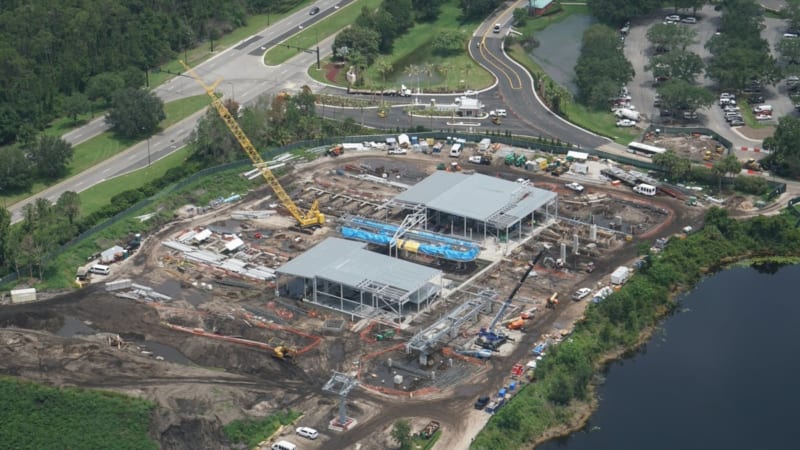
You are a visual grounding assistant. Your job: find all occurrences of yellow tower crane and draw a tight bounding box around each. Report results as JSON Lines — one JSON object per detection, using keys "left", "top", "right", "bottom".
{"left": 179, "top": 61, "right": 324, "bottom": 227}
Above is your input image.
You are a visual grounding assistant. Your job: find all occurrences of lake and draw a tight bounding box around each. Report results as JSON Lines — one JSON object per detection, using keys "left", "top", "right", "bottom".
{"left": 537, "top": 264, "right": 800, "bottom": 450}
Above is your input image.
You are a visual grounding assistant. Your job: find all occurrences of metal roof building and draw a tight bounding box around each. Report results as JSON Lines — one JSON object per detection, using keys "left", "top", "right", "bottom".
{"left": 391, "top": 171, "right": 558, "bottom": 241}
{"left": 276, "top": 238, "right": 442, "bottom": 322}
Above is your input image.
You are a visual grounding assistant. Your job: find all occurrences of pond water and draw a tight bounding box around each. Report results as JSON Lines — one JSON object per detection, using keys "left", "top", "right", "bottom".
{"left": 538, "top": 264, "right": 800, "bottom": 450}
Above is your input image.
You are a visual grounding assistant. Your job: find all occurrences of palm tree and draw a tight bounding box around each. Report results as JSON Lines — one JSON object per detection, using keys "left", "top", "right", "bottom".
{"left": 375, "top": 58, "right": 393, "bottom": 89}
{"left": 423, "top": 63, "right": 435, "bottom": 91}
{"left": 404, "top": 64, "right": 421, "bottom": 94}
{"left": 437, "top": 62, "right": 454, "bottom": 91}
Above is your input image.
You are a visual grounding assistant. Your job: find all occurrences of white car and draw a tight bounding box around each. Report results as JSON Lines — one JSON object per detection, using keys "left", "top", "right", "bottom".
{"left": 681, "top": 16, "right": 697, "bottom": 24}
{"left": 565, "top": 182, "right": 585, "bottom": 193}
{"left": 616, "top": 119, "right": 636, "bottom": 127}
{"left": 665, "top": 14, "right": 680, "bottom": 22}
{"left": 572, "top": 288, "right": 592, "bottom": 301}
{"left": 296, "top": 427, "right": 318, "bottom": 440}
{"left": 496, "top": 109, "right": 507, "bottom": 117}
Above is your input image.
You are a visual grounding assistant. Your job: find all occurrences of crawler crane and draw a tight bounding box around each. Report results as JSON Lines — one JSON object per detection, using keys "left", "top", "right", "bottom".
{"left": 179, "top": 61, "right": 325, "bottom": 227}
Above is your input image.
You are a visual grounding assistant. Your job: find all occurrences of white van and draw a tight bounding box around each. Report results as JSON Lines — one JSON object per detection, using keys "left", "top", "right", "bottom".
{"left": 633, "top": 183, "right": 656, "bottom": 196}
{"left": 493, "top": 24, "right": 501, "bottom": 33}
{"left": 271, "top": 441, "right": 297, "bottom": 450}
{"left": 89, "top": 264, "right": 110, "bottom": 275}
{"left": 449, "top": 143, "right": 462, "bottom": 157}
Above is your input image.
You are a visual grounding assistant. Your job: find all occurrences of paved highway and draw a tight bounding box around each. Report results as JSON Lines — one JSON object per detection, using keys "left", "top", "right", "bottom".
{"left": 8, "top": 0, "right": 349, "bottom": 222}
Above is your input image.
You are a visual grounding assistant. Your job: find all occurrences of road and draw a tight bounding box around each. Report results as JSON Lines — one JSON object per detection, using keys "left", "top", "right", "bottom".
{"left": 7, "top": 0, "right": 349, "bottom": 222}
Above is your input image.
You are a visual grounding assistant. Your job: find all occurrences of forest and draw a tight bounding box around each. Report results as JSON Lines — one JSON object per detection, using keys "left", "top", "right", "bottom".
{"left": 0, "top": 0, "right": 303, "bottom": 145}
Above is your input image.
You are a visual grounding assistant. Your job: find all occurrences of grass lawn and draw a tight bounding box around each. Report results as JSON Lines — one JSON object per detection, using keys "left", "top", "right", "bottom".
{"left": 308, "top": 0, "right": 492, "bottom": 92}
{"left": 264, "top": 0, "right": 381, "bottom": 65}
{"left": 737, "top": 99, "right": 767, "bottom": 129}
{"left": 78, "top": 146, "right": 192, "bottom": 216}
{"left": 1, "top": 95, "right": 206, "bottom": 208}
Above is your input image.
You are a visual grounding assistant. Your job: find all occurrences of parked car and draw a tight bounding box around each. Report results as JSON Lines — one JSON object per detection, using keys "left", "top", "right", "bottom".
{"left": 748, "top": 95, "right": 765, "bottom": 104}
{"left": 729, "top": 119, "right": 745, "bottom": 126}
{"left": 309, "top": 6, "right": 320, "bottom": 15}
{"left": 572, "top": 288, "right": 592, "bottom": 301}
{"left": 616, "top": 119, "right": 636, "bottom": 127}
{"left": 474, "top": 396, "right": 490, "bottom": 410}
{"left": 496, "top": 109, "right": 507, "bottom": 117}
{"left": 296, "top": 427, "right": 318, "bottom": 440}
{"left": 565, "top": 182, "right": 585, "bottom": 193}
{"left": 681, "top": 16, "right": 697, "bottom": 24}
{"left": 665, "top": 14, "right": 680, "bottom": 22}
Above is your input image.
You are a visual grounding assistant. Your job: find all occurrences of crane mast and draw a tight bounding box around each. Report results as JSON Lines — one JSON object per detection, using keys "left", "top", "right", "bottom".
{"left": 179, "top": 61, "right": 324, "bottom": 227}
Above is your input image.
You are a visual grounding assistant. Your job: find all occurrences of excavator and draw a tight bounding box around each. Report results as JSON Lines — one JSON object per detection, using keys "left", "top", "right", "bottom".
{"left": 273, "top": 345, "right": 296, "bottom": 360}
{"left": 179, "top": 61, "right": 325, "bottom": 228}
{"left": 477, "top": 249, "right": 546, "bottom": 349}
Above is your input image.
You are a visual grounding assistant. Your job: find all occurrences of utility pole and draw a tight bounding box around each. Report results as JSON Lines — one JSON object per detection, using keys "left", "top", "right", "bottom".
{"left": 146, "top": 136, "right": 151, "bottom": 168}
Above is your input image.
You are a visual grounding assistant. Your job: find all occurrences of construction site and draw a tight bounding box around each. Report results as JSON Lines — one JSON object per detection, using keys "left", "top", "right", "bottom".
{"left": 0, "top": 67, "right": 707, "bottom": 450}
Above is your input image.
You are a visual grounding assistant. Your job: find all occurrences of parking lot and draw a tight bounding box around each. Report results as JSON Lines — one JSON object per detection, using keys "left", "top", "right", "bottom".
{"left": 623, "top": 4, "right": 797, "bottom": 158}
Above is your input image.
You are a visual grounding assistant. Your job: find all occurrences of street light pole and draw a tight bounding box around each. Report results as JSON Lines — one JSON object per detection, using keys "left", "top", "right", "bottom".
{"left": 146, "top": 136, "right": 151, "bottom": 168}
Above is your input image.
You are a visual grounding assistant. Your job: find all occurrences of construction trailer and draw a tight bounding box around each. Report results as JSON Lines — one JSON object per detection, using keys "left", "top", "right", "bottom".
{"left": 276, "top": 238, "right": 442, "bottom": 322}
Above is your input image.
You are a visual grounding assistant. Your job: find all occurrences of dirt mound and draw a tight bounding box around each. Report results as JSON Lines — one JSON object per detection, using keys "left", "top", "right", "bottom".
{"left": 155, "top": 413, "right": 228, "bottom": 450}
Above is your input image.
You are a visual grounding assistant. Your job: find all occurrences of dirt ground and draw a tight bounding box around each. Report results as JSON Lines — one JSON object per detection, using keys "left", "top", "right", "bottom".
{"left": 0, "top": 147, "right": 711, "bottom": 450}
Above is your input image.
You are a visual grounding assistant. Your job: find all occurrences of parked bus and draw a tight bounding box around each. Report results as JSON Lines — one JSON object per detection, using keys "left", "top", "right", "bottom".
{"left": 627, "top": 142, "right": 667, "bottom": 158}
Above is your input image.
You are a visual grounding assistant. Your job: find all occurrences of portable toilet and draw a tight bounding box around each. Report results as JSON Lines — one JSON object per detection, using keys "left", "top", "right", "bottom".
{"left": 509, "top": 381, "right": 517, "bottom": 391}
{"left": 498, "top": 388, "right": 507, "bottom": 398}
{"left": 411, "top": 136, "right": 419, "bottom": 145}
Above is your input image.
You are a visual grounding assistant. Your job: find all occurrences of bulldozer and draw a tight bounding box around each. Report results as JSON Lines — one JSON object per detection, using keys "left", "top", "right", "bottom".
{"left": 273, "top": 345, "right": 296, "bottom": 360}
{"left": 743, "top": 158, "right": 762, "bottom": 171}
{"left": 327, "top": 145, "right": 343, "bottom": 157}
{"left": 545, "top": 293, "right": 559, "bottom": 309}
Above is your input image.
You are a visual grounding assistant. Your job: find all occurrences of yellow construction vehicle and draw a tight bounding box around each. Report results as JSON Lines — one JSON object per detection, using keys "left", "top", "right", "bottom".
{"left": 743, "top": 158, "right": 762, "bottom": 171}
{"left": 273, "top": 345, "right": 295, "bottom": 360}
{"left": 179, "top": 61, "right": 324, "bottom": 228}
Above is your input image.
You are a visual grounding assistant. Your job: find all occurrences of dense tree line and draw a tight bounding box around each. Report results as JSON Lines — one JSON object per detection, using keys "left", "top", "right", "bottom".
{"left": 473, "top": 209, "right": 800, "bottom": 449}
{"left": 0, "top": 135, "right": 73, "bottom": 192}
{"left": 0, "top": 0, "right": 304, "bottom": 145}
{"left": 574, "top": 24, "right": 635, "bottom": 109}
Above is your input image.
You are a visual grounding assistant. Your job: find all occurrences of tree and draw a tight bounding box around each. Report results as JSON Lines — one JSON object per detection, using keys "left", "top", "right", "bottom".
{"left": 86, "top": 72, "right": 125, "bottom": 106}
{"left": 333, "top": 26, "right": 380, "bottom": 64}
{"left": 437, "top": 62, "right": 455, "bottom": 90}
{"left": 777, "top": 37, "right": 800, "bottom": 68}
{"left": 459, "top": 0, "right": 502, "bottom": 20}
{"left": 391, "top": 420, "right": 412, "bottom": 450}
{"left": 653, "top": 149, "right": 691, "bottom": 180}
{"left": 412, "top": 0, "right": 445, "bottom": 21}
{"left": 762, "top": 116, "right": 800, "bottom": 178}
{"left": 106, "top": 88, "right": 165, "bottom": 138}
{"left": 0, "top": 206, "right": 9, "bottom": 269}
{"left": 656, "top": 79, "right": 715, "bottom": 113}
{"left": 56, "top": 191, "right": 81, "bottom": 225}
{"left": 404, "top": 64, "right": 422, "bottom": 93}
{"left": 575, "top": 24, "right": 635, "bottom": 109}
{"left": 375, "top": 58, "right": 393, "bottom": 88}
{"left": 587, "top": 0, "right": 662, "bottom": 25}
{"left": 29, "top": 135, "right": 73, "bottom": 179}
{"left": 0, "top": 146, "right": 34, "bottom": 191}
{"left": 645, "top": 49, "right": 705, "bottom": 83}
{"left": 62, "top": 93, "right": 90, "bottom": 123}
{"left": 646, "top": 23, "right": 697, "bottom": 52}
{"left": 513, "top": 8, "right": 529, "bottom": 27}
{"left": 431, "top": 30, "right": 466, "bottom": 55}
{"left": 713, "top": 154, "right": 742, "bottom": 192}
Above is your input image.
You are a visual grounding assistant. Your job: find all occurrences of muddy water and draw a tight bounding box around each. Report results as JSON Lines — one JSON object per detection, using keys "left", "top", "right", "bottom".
{"left": 537, "top": 265, "right": 800, "bottom": 450}
{"left": 57, "top": 316, "right": 192, "bottom": 365}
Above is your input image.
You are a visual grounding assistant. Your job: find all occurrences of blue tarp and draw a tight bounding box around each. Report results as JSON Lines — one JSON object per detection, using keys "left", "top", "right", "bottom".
{"left": 341, "top": 217, "right": 481, "bottom": 262}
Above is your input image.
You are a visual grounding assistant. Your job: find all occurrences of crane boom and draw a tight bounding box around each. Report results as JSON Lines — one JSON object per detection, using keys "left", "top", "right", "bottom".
{"left": 179, "top": 61, "right": 324, "bottom": 227}
{"left": 487, "top": 249, "right": 546, "bottom": 332}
